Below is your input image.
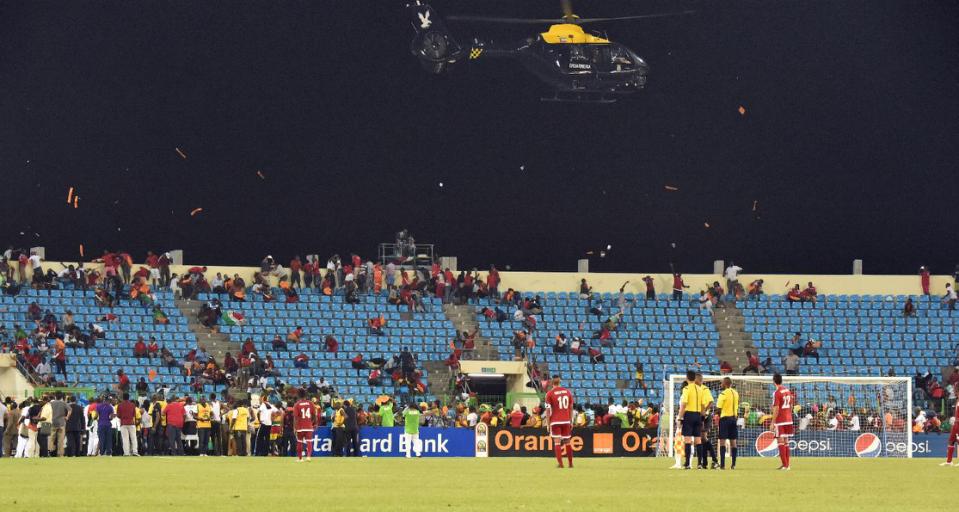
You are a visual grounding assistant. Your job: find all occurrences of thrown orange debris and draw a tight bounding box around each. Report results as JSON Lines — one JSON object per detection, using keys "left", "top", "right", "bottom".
{"left": 664, "top": 185, "right": 679, "bottom": 191}
{"left": 79, "top": 244, "right": 84, "bottom": 257}
{"left": 175, "top": 147, "right": 188, "bottom": 159}
{"left": 66, "top": 187, "right": 74, "bottom": 204}
{"left": 73, "top": 196, "right": 79, "bottom": 208}
{"left": 190, "top": 207, "right": 203, "bottom": 216}
{"left": 256, "top": 170, "right": 266, "bottom": 179}
{"left": 738, "top": 105, "right": 746, "bottom": 115}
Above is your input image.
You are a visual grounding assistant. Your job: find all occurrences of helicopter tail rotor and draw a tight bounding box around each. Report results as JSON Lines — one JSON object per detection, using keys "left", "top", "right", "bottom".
{"left": 407, "top": 2, "right": 464, "bottom": 73}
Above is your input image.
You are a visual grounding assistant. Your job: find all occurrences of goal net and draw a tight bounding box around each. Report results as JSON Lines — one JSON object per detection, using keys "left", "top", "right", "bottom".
{"left": 659, "top": 375, "right": 913, "bottom": 458}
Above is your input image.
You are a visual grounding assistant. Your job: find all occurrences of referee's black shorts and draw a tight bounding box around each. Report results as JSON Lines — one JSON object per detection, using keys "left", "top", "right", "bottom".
{"left": 681, "top": 412, "right": 702, "bottom": 437}
{"left": 718, "top": 417, "right": 738, "bottom": 440}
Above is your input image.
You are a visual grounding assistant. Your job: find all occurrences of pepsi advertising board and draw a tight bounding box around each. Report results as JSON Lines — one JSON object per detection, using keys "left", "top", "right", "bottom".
{"left": 742, "top": 430, "right": 948, "bottom": 458}
{"left": 309, "top": 427, "right": 475, "bottom": 457}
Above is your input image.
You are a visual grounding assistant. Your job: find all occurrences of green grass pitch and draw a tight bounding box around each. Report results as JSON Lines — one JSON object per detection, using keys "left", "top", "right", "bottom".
{"left": 0, "top": 457, "right": 949, "bottom": 511}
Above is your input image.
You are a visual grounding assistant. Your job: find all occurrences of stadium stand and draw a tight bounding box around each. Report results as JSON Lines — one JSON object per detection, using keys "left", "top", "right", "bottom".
{"left": 1, "top": 288, "right": 199, "bottom": 392}
{"left": 201, "top": 289, "right": 454, "bottom": 406}
{"left": 742, "top": 294, "right": 956, "bottom": 378}
{"left": 473, "top": 292, "right": 718, "bottom": 404}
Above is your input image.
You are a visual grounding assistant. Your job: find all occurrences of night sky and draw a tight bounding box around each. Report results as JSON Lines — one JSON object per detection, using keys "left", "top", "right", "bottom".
{"left": 1, "top": 1, "right": 957, "bottom": 274}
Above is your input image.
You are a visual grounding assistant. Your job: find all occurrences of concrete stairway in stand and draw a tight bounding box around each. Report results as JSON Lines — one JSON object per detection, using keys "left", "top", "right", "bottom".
{"left": 174, "top": 299, "right": 242, "bottom": 365}
{"left": 442, "top": 304, "right": 499, "bottom": 361}
{"left": 712, "top": 302, "right": 756, "bottom": 372}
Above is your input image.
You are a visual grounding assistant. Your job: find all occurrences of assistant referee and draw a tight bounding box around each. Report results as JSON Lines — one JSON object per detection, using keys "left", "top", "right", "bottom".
{"left": 716, "top": 376, "right": 740, "bottom": 470}
{"left": 675, "top": 370, "right": 703, "bottom": 469}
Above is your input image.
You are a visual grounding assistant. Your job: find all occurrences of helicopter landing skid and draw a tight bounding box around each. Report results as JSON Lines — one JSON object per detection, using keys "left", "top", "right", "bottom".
{"left": 540, "top": 91, "right": 617, "bottom": 104}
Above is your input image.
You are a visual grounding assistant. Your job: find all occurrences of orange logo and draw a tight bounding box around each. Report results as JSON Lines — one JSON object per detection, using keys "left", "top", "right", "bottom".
{"left": 593, "top": 433, "right": 613, "bottom": 454}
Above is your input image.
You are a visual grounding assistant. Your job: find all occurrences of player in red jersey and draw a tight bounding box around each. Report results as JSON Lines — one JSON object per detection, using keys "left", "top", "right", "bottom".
{"left": 292, "top": 388, "right": 317, "bottom": 462}
{"left": 941, "top": 400, "right": 959, "bottom": 466}
{"left": 771, "top": 373, "right": 794, "bottom": 470}
{"left": 544, "top": 376, "right": 575, "bottom": 468}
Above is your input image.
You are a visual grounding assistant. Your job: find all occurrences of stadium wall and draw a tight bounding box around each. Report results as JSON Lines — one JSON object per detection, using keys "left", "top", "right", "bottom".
{"left": 37, "top": 261, "right": 954, "bottom": 296}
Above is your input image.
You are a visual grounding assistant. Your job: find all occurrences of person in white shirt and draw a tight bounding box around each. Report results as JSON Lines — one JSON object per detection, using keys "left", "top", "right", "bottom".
{"left": 255, "top": 401, "right": 274, "bottom": 456}
{"left": 466, "top": 408, "right": 478, "bottom": 427}
{"left": 848, "top": 413, "right": 861, "bottom": 431}
{"left": 827, "top": 415, "right": 839, "bottom": 430}
{"left": 724, "top": 262, "right": 742, "bottom": 298}
{"left": 944, "top": 284, "right": 957, "bottom": 310}
{"left": 28, "top": 252, "right": 42, "bottom": 280}
{"left": 799, "top": 413, "right": 813, "bottom": 431}
{"left": 15, "top": 405, "right": 31, "bottom": 458}
{"left": 698, "top": 291, "right": 713, "bottom": 313}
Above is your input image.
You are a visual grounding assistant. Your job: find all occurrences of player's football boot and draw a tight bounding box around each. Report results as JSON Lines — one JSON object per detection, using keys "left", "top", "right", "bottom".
{"left": 939, "top": 462, "right": 953, "bottom": 466}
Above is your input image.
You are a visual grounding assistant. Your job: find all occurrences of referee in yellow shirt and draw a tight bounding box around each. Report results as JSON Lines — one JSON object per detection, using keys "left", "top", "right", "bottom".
{"left": 675, "top": 370, "right": 703, "bottom": 469}
{"left": 716, "top": 376, "right": 740, "bottom": 470}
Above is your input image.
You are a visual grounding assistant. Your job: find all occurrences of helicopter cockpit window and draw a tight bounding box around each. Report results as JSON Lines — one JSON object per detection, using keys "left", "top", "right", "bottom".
{"left": 610, "top": 46, "right": 632, "bottom": 66}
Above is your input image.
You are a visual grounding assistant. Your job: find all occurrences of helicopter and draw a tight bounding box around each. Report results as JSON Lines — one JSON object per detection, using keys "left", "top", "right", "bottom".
{"left": 407, "top": 0, "right": 693, "bottom": 103}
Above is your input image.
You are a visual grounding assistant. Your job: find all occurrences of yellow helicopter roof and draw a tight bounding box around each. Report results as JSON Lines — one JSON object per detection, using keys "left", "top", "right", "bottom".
{"left": 541, "top": 23, "right": 610, "bottom": 44}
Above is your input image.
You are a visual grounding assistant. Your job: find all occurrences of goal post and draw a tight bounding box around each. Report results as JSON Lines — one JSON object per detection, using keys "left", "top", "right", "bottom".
{"left": 659, "top": 374, "right": 913, "bottom": 458}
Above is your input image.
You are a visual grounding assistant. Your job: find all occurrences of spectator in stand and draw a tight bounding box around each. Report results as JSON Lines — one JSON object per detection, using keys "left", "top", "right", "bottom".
{"left": 588, "top": 344, "right": 605, "bottom": 364}
{"left": 672, "top": 273, "right": 689, "bottom": 301}
{"left": 241, "top": 338, "right": 257, "bottom": 357}
{"left": 487, "top": 265, "right": 501, "bottom": 299}
{"left": 136, "top": 377, "right": 149, "bottom": 395}
{"left": 944, "top": 283, "right": 957, "bottom": 311}
{"left": 743, "top": 351, "right": 762, "bottom": 373}
{"left": 294, "top": 353, "right": 310, "bottom": 369}
{"left": 289, "top": 256, "right": 302, "bottom": 288}
{"left": 553, "top": 333, "right": 568, "bottom": 354}
{"left": 134, "top": 337, "right": 148, "bottom": 358}
{"left": 920, "top": 266, "right": 931, "bottom": 295}
{"left": 698, "top": 290, "right": 713, "bottom": 314}
{"left": 368, "top": 315, "right": 386, "bottom": 336}
{"left": 634, "top": 362, "right": 647, "bottom": 390}
{"left": 325, "top": 335, "right": 339, "bottom": 353}
{"left": 786, "top": 284, "right": 802, "bottom": 302}
{"left": 801, "top": 282, "right": 818, "bottom": 303}
{"left": 724, "top": 262, "right": 742, "bottom": 301}
{"left": 642, "top": 275, "right": 656, "bottom": 300}
{"left": 570, "top": 336, "right": 584, "bottom": 356}
{"left": 793, "top": 338, "right": 822, "bottom": 361}
{"left": 579, "top": 279, "right": 591, "bottom": 299}
{"left": 785, "top": 352, "right": 800, "bottom": 375}
{"left": 116, "top": 369, "right": 130, "bottom": 393}
{"left": 748, "top": 279, "right": 764, "bottom": 299}
{"left": 720, "top": 361, "right": 733, "bottom": 374}
{"left": 903, "top": 297, "right": 917, "bottom": 317}
{"left": 272, "top": 335, "right": 287, "bottom": 351}
{"left": 287, "top": 326, "right": 304, "bottom": 344}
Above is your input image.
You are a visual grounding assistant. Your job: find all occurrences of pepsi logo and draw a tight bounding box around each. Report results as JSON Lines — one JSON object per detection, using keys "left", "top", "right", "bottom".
{"left": 755, "top": 431, "right": 780, "bottom": 457}
{"left": 855, "top": 433, "right": 881, "bottom": 458}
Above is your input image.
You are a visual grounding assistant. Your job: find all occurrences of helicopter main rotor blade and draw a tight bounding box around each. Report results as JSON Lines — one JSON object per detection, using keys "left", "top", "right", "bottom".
{"left": 446, "top": 15, "right": 563, "bottom": 24}
{"left": 575, "top": 10, "right": 696, "bottom": 23}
